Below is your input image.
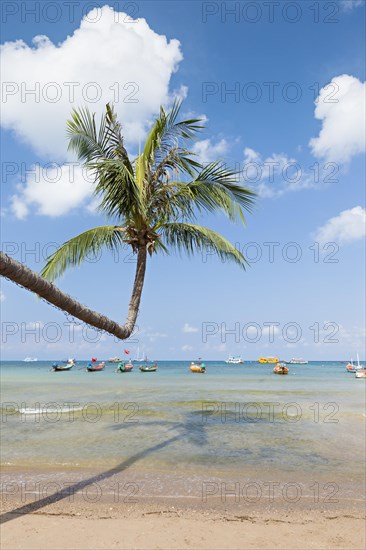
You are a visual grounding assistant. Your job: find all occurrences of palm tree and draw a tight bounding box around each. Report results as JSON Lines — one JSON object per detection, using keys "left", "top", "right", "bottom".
{"left": 0, "top": 251, "right": 128, "bottom": 339}
{"left": 39, "top": 101, "right": 256, "bottom": 339}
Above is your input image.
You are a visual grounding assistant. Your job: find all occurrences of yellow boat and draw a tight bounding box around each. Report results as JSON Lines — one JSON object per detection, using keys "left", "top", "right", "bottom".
{"left": 190, "top": 360, "right": 206, "bottom": 373}
{"left": 258, "top": 356, "right": 279, "bottom": 364}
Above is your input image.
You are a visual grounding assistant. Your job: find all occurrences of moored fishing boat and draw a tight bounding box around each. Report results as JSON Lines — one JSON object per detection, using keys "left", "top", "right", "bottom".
{"left": 139, "top": 364, "right": 158, "bottom": 372}
{"left": 225, "top": 355, "right": 244, "bottom": 364}
{"left": 346, "top": 354, "right": 364, "bottom": 372}
{"left": 346, "top": 360, "right": 357, "bottom": 372}
{"left": 108, "top": 357, "right": 121, "bottom": 363}
{"left": 355, "top": 369, "right": 366, "bottom": 379}
{"left": 23, "top": 357, "right": 37, "bottom": 362}
{"left": 190, "top": 358, "right": 206, "bottom": 373}
{"left": 86, "top": 362, "right": 105, "bottom": 372}
{"left": 273, "top": 363, "right": 289, "bottom": 375}
{"left": 258, "top": 356, "right": 279, "bottom": 364}
{"left": 52, "top": 363, "right": 73, "bottom": 372}
{"left": 116, "top": 362, "right": 133, "bottom": 373}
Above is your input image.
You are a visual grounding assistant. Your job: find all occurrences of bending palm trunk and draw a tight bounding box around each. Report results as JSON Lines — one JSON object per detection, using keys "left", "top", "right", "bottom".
{"left": 0, "top": 250, "right": 146, "bottom": 340}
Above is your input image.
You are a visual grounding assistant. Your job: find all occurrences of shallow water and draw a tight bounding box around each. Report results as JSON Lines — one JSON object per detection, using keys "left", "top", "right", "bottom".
{"left": 1, "top": 361, "right": 365, "bottom": 487}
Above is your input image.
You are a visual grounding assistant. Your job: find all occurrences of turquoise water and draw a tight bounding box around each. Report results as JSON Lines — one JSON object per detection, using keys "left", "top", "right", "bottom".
{"left": 1, "top": 360, "right": 365, "bottom": 485}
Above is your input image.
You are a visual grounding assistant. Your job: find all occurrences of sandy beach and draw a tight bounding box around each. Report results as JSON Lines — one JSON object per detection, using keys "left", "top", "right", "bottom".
{"left": 1, "top": 466, "right": 365, "bottom": 550}
{"left": 1, "top": 499, "right": 365, "bottom": 550}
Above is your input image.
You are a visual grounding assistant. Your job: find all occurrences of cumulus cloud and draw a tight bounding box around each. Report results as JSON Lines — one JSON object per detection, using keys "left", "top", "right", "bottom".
{"left": 182, "top": 344, "right": 193, "bottom": 351}
{"left": 242, "top": 148, "right": 315, "bottom": 198}
{"left": 192, "top": 138, "right": 228, "bottom": 163}
{"left": 1, "top": 5, "right": 183, "bottom": 159}
{"left": 339, "top": 0, "right": 364, "bottom": 11}
{"left": 314, "top": 206, "right": 366, "bottom": 245}
{"left": 146, "top": 331, "right": 168, "bottom": 342}
{"left": 182, "top": 323, "right": 199, "bottom": 333}
{"left": 309, "top": 75, "right": 366, "bottom": 163}
{"left": 24, "top": 321, "right": 44, "bottom": 330}
{"left": 11, "top": 163, "right": 94, "bottom": 218}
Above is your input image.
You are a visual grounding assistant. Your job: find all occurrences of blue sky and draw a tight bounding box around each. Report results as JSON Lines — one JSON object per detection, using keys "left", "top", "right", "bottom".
{"left": 1, "top": 0, "right": 365, "bottom": 360}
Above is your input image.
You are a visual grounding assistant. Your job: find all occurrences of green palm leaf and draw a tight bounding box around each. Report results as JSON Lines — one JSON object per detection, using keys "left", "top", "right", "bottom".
{"left": 41, "top": 226, "right": 126, "bottom": 282}
{"left": 159, "top": 222, "right": 247, "bottom": 268}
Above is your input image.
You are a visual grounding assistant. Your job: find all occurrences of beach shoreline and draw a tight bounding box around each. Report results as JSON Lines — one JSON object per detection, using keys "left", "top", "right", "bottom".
{"left": 1, "top": 466, "right": 365, "bottom": 550}
{"left": 1, "top": 498, "right": 365, "bottom": 550}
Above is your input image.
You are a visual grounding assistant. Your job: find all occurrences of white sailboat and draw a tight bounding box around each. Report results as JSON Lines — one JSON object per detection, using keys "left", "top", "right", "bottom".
{"left": 135, "top": 346, "right": 150, "bottom": 363}
{"left": 347, "top": 354, "right": 364, "bottom": 372}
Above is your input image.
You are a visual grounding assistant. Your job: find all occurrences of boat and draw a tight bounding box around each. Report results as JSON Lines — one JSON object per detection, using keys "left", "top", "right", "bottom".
{"left": 86, "top": 362, "right": 105, "bottom": 372}
{"left": 355, "top": 369, "right": 366, "bottom": 379}
{"left": 273, "top": 363, "right": 289, "bottom": 375}
{"left": 346, "top": 359, "right": 357, "bottom": 372}
{"left": 139, "top": 364, "right": 158, "bottom": 372}
{"left": 286, "top": 358, "right": 308, "bottom": 365}
{"left": 108, "top": 357, "right": 121, "bottom": 363}
{"left": 346, "top": 355, "right": 364, "bottom": 372}
{"left": 116, "top": 362, "right": 133, "bottom": 373}
{"left": 23, "top": 357, "right": 37, "bottom": 362}
{"left": 62, "top": 358, "right": 76, "bottom": 364}
{"left": 133, "top": 345, "right": 151, "bottom": 363}
{"left": 225, "top": 355, "right": 244, "bottom": 364}
{"left": 190, "top": 358, "right": 206, "bottom": 373}
{"left": 258, "top": 356, "right": 279, "bottom": 364}
{"left": 52, "top": 363, "right": 73, "bottom": 372}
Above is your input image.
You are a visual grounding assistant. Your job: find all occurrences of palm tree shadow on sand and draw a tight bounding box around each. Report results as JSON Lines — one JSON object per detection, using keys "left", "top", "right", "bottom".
{"left": 1, "top": 410, "right": 210, "bottom": 524}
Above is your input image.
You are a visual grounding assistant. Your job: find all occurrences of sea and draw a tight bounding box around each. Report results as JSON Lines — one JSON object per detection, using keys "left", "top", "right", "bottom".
{"left": 1, "top": 360, "right": 365, "bottom": 506}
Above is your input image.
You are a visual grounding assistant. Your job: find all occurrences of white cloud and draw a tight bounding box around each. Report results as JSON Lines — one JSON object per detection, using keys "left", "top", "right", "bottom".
{"left": 182, "top": 344, "right": 193, "bottom": 351}
{"left": 242, "top": 148, "right": 315, "bottom": 198}
{"left": 25, "top": 321, "right": 44, "bottom": 330}
{"left": 146, "top": 331, "right": 167, "bottom": 342}
{"left": 314, "top": 206, "right": 366, "bottom": 245}
{"left": 1, "top": 5, "right": 183, "bottom": 160}
{"left": 192, "top": 138, "right": 228, "bottom": 163}
{"left": 0, "top": 290, "right": 5, "bottom": 302}
{"left": 339, "top": 0, "right": 364, "bottom": 11}
{"left": 309, "top": 75, "right": 366, "bottom": 163}
{"left": 11, "top": 163, "right": 94, "bottom": 218}
{"left": 243, "top": 147, "right": 260, "bottom": 163}
{"left": 137, "top": 326, "right": 168, "bottom": 343}
{"left": 182, "top": 323, "right": 199, "bottom": 333}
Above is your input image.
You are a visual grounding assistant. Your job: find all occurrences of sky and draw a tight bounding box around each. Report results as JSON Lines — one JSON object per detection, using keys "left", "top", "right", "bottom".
{"left": 1, "top": 0, "right": 365, "bottom": 360}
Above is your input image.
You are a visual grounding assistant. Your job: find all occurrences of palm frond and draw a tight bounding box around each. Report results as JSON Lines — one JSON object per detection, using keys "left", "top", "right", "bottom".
{"left": 159, "top": 223, "right": 247, "bottom": 268}
{"left": 142, "top": 101, "right": 204, "bottom": 175}
{"left": 190, "top": 162, "right": 256, "bottom": 220}
{"left": 41, "top": 226, "right": 126, "bottom": 281}
{"left": 148, "top": 162, "right": 256, "bottom": 226}
{"left": 66, "top": 107, "right": 106, "bottom": 162}
{"left": 88, "top": 159, "right": 143, "bottom": 219}
{"left": 67, "top": 104, "right": 133, "bottom": 168}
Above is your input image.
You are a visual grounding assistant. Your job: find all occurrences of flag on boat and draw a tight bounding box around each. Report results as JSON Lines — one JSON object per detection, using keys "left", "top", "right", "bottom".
{"left": 91, "top": 357, "right": 97, "bottom": 362}
{"left": 124, "top": 349, "right": 130, "bottom": 354}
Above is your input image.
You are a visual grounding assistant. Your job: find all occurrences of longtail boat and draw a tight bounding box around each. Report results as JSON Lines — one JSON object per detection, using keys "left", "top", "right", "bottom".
{"left": 52, "top": 363, "right": 73, "bottom": 372}
{"left": 86, "top": 362, "right": 105, "bottom": 372}
{"left": 139, "top": 364, "right": 158, "bottom": 372}
{"left": 116, "top": 362, "right": 133, "bottom": 373}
